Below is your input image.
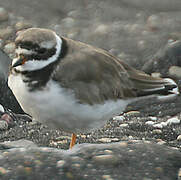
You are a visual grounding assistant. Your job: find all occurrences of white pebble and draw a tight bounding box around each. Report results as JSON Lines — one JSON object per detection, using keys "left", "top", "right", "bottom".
{"left": 56, "top": 160, "right": 65, "bottom": 167}
{"left": 177, "top": 135, "right": 181, "bottom": 141}
{"left": 149, "top": 116, "right": 157, "bottom": 121}
{"left": 145, "top": 121, "right": 155, "bottom": 125}
{"left": 0, "top": 104, "right": 4, "bottom": 112}
{"left": 119, "top": 123, "right": 129, "bottom": 128}
{"left": 113, "top": 116, "right": 124, "bottom": 121}
{"left": 166, "top": 117, "right": 180, "bottom": 125}
{"left": 153, "top": 124, "right": 163, "bottom": 129}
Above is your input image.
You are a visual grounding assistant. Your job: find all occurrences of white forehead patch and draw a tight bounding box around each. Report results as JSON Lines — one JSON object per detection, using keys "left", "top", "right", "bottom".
{"left": 13, "top": 33, "right": 62, "bottom": 72}
{"left": 16, "top": 46, "right": 35, "bottom": 55}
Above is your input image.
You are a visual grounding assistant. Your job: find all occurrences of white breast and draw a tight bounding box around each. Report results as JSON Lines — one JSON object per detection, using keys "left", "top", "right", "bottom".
{"left": 8, "top": 73, "right": 131, "bottom": 133}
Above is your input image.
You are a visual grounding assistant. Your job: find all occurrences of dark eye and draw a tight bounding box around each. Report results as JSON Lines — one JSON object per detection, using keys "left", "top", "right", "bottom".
{"left": 38, "top": 48, "right": 46, "bottom": 54}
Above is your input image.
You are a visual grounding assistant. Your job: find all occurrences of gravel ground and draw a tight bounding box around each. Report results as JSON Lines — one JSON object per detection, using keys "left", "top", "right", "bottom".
{"left": 0, "top": 1, "right": 181, "bottom": 179}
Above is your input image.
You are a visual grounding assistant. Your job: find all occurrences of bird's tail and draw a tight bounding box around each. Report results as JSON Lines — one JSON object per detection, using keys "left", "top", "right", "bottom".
{"left": 129, "top": 71, "right": 179, "bottom": 96}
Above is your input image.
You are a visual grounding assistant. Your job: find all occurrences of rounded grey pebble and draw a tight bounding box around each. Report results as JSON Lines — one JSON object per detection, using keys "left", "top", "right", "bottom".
{"left": 15, "top": 21, "right": 32, "bottom": 31}
{"left": 3, "top": 42, "right": 15, "bottom": 54}
{"left": 169, "top": 66, "right": 181, "bottom": 79}
{"left": 0, "top": 27, "right": 13, "bottom": 39}
{"left": 92, "top": 154, "right": 119, "bottom": 165}
{"left": 0, "top": 120, "right": 8, "bottom": 130}
{"left": 0, "top": 7, "right": 8, "bottom": 22}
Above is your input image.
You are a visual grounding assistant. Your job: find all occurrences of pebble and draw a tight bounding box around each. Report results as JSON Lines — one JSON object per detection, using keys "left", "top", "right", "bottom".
{"left": 15, "top": 21, "right": 32, "bottom": 31}
{"left": 102, "top": 174, "right": 114, "bottom": 180}
{"left": 149, "top": 117, "right": 157, "bottom": 121}
{"left": 153, "top": 124, "right": 163, "bottom": 129}
{"left": 98, "top": 138, "right": 119, "bottom": 143}
{"left": 125, "top": 111, "right": 140, "bottom": 115}
{"left": 0, "top": 167, "right": 7, "bottom": 175}
{"left": 178, "top": 168, "right": 181, "bottom": 179}
{"left": 177, "top": 135, "right": 181, "bottom": 141}
{"left": 4, "top": 42, "right": 15, "bottom": 54}
{"left": 56, "top": 160, "right": 65, "bottom": 167}
{"left": 166, "top": 117, "right": 180, "bottom": 125}
{"left": 169, "top": 66, "right": 181, "bottom": 79}
{"left": 72, "top": 163, "right": 80, "bottom": 168}
{"left": 156, "top": 139, "right": 166, "bottom": 145}
{"left": 0, "top": 120, "right": 8, "bottom": 130}
{"left": 61, "top": 17, "right": 75, "bottom": 28}
{"left": 147, "top": 14, "right": 162, "bottom": 31}
{"left": 94, "top": 24, "right": 110, "bottom": 34}
{"left": 119, "top": 123, "right": 129, "bottom": 128}
{"left": 0, "top": 104, "right": 4, "bottom": 113}
{"left": 0, "top": 7, "right": 8, "bottom": 22}
{"left": 104, "top": 150, "right": 113, "bottom": 154}
{"left": 145, "top": 121, "right": 155, "bottom": 126}
{"left": 152, "top": 129, "right": 162, "bottom": 134}
{"left": 93, "top": 154, "right": 118, "bottom": 165}
{"left": 151, "top": 72, "right": 161, "bottom": 78}
{"left": 113, "top": 116, "right": 124, "bottom": 121}
{"left": 0, "top": 27, "right": 13, "bottom": 39}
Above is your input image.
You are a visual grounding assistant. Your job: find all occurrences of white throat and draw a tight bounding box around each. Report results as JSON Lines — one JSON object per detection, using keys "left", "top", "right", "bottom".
{"left": 12, "top": 33, "right": 62, "bottom": 71}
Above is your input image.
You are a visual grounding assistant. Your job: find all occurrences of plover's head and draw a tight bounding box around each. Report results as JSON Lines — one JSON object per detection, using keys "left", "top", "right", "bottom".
{"left": 12, "top": 28, "right": 62, "bottom": 72}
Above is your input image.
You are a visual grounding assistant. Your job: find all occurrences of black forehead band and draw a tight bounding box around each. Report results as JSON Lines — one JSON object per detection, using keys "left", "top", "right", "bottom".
{"left": 16, "top": 41, "right": 40, "bottom": 51}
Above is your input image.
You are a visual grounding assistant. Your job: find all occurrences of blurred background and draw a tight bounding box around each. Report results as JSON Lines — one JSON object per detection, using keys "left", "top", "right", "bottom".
{"left": 1, "top": 0, "right": 181, "bottom": 69}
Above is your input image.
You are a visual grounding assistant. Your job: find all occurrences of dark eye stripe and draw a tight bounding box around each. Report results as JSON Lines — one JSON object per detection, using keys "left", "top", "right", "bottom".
{"left": 24, "top": 47, "right": 56, "bottom": 60}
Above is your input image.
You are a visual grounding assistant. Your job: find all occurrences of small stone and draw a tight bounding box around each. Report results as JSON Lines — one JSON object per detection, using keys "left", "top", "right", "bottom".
{"left": 24, "top": 167, "right": 32, "bottom": 175}
{"left": 56, "top": 160, "right": 65, "bottom": 167}
{"left": 104, "top": 150, "right": 113, "bottom": 154}
{"left": 0, "top": 120, "right": 8, "bottom": 130}
{"left": 178, "top": 168, "right": 181, "bottom": 179}
{"left": 155, "top": 167, "right": 163, "bottom": 173}
{"left": 66, "top": 172, "right": 74, "bottom": 179}
{"left": 149, "top": 116, "right": 157, "bottom": 121}
{"left": 15, "top": 21, "right": 32, "bottom": 31}
{"left": 145, "top": 121, "right": 155, "bottom": 126}
{"left": 4, "top": 42, "right": 15, "bottom": 54}
{"left": 0, "top": 167, "right": 7, "bottom": 175}
{"left": 151, "top": 72, "right": 161, "bottom": 78}
{"left": 94, "top": 24, "right": 109, "bottom": 34}
{"left": 147, "top": 14, "right": 162, "bottom": 31}
{"left": 61, "top": 17, "right": 75, "bottom": 28}
{"left": 166, "top": 117, "right": 180, "bottom": 125}
{"left": 102, "top": 175, "right": 114, "bottom": 180}
{"left": 119, "top": 123, "right": 129, "bottom": 128}
{"left": 0, "top": 7, "right": 8, "bottom": 22}
{"left": 98, "top": 138, "right": 112, "bottom": 143}
{"left": 0, "top": 27, "right": 13, "bottom": 39}
{"left": 156, "top": 139, "right": 166, "bottom": 145}
{"left": 126, "top": 111, "right": 140, "bottom": 115}
{"left": 152, "top": 129, "right": 162, "bottom": 134}
{"left": 113, "top": 116, "right": 124, "bottom": 121}
{"left": 177, "top": 135, "right": 181, "bottom": 141}
{"left": 0, "top": 104, "right": 4, "bottom": 113}
{"left": 169, "top": 66, "right": 181, "bottom": 79}
{"left": 153, "top": 123, "right": 163, "bottom": 129}
{"left": 93, "top": 154, "right": 118, "bottom": 165}
{"left": 72, "top": 163, "right": 80, "bottom": 168}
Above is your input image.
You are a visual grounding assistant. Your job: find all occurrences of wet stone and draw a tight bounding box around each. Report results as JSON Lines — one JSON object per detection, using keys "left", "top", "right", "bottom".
{"left": 3, "top": 42, "right": 15, "bottom": 54}
{"left": 0, "top": 27, "right": 13, "bottom": 39}
{"left": 0, "top": 7, "right": 8, "bottom": 22}
{"left": 92, "top": 154, "right": 119, "bottom": 165}
{"left": 15, "top": 21, "right": 32, "bottom": 31}
{"left": 169, "top": 66, "right": 181, "bottom": 79}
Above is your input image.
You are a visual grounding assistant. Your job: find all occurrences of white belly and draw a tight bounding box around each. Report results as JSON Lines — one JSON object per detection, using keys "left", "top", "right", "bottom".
{"left": 8, "top": 73, "right": 130, "bottom": 133}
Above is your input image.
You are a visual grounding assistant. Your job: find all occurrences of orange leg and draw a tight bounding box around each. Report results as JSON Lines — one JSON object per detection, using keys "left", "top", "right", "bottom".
{"left": 69, "top": 133, "right": 77, "bottom": 149}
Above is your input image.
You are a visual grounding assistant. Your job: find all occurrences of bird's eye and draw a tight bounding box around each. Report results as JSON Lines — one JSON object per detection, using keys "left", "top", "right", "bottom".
{"left": 38, "top": 48, "right": 46, "bottom": 54}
